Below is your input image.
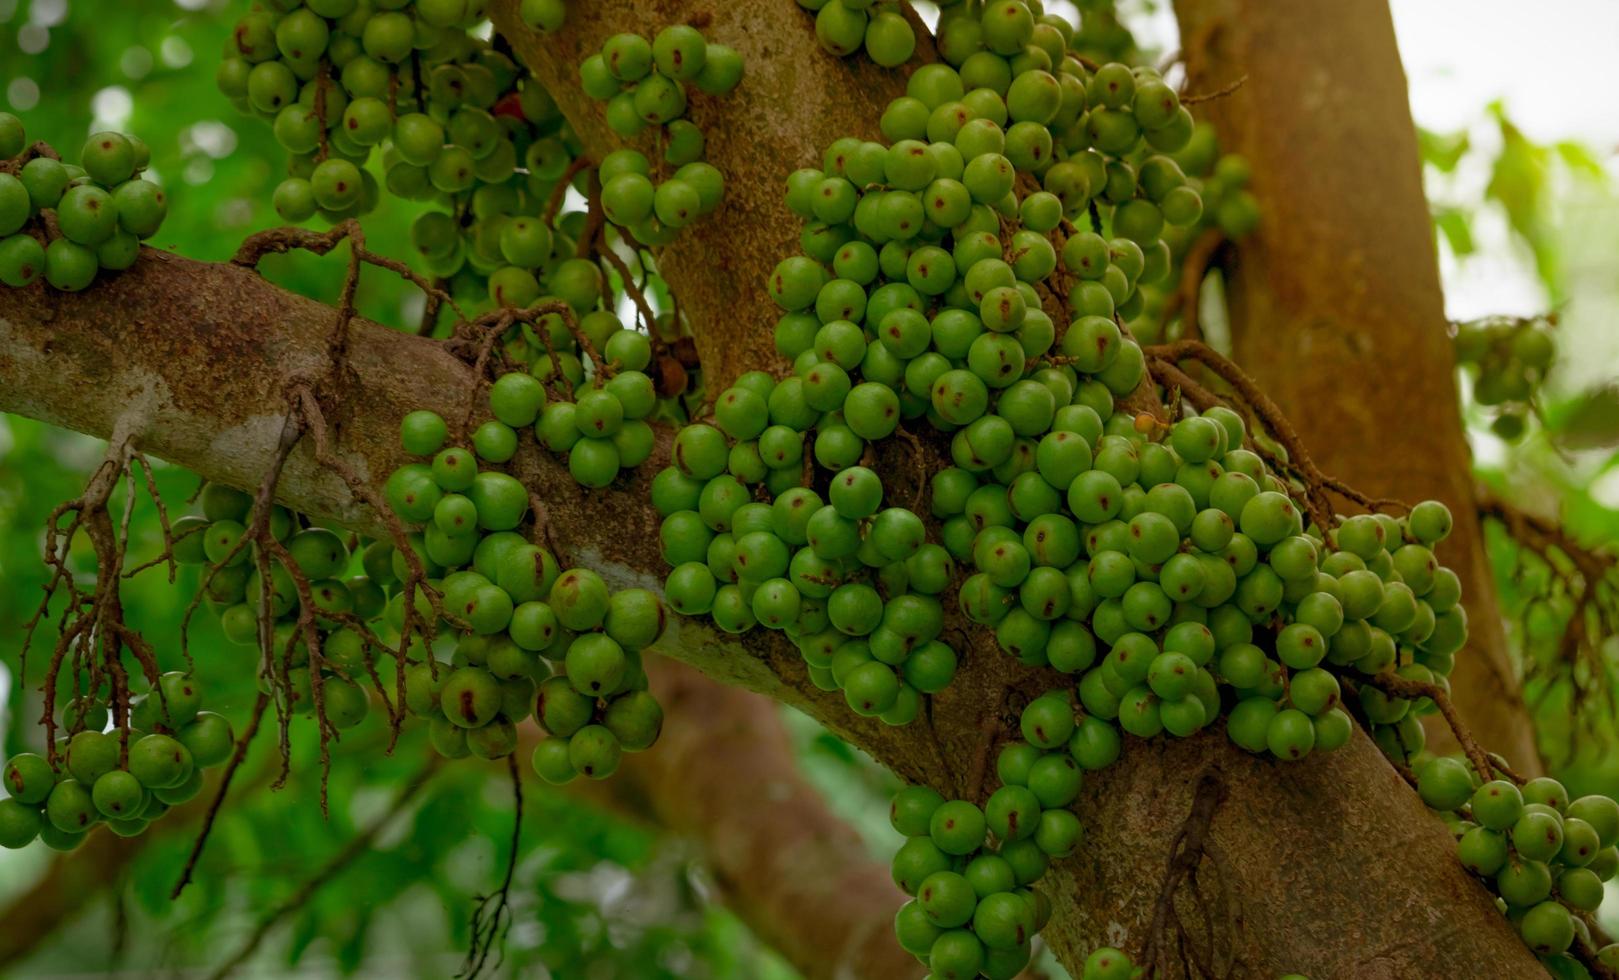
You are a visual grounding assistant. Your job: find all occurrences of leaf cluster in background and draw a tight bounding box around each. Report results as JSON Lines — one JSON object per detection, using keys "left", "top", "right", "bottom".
{"left": 1420, "top": 102, "right": 1619, "bottom": 831}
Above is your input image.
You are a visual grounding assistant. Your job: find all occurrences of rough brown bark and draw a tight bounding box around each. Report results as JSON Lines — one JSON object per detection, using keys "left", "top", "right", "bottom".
{"left": 1173, "top": 0, "right": 1541, "bottom": 772}
{"left": 489, "top": 0, "right": 930, "bottom": 390}
{"left": 1046, "top": 728, "right": 1540, "bottom": 980}
{"left": 0, "top": 167, "right": 1546, "bottom": 980}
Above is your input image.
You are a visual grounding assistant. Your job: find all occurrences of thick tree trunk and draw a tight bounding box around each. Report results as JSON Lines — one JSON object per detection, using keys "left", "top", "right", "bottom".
{"left": 489, "top": 0, "right": 929, "bottom": 390}
{"left": 1173, "top": 0, "right": 1540, "bottom": 772}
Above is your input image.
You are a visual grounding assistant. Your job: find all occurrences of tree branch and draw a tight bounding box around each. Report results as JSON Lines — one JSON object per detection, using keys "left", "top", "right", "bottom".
{"left": 585, "top": 659, "right": 921, "bottom": 980}
{"left": 0, "top": 250, "right": 921, "bottom": 978}
{"left": 0, "top": 246, "right": 1045, "bottom": 789}
{"left": 0, "top": 242, "right": 1548, "bottom": 979}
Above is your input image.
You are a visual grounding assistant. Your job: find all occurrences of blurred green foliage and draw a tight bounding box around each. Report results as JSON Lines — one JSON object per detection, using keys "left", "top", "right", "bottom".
{"left": 1419, "top": 109, "right": 1619, "bottom": 807}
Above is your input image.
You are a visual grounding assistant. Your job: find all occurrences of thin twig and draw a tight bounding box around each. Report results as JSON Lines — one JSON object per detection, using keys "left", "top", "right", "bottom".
{"left": 171, "top": 691, "right": 270, "bottom": 899}
{"left": 459, "top": 754, "right": 524, "bottom": 979}
{"left": 1157, "top": 227, "right": 1226, "bottom": 343}
{"left": 1363, "top": 672, "right": 1496, "bottom": 785}
{"left": 543, "top": 156, "right": 592, "bottom": 225}
{"left": 232, "top": 220, "right": 467, "bottom": 329}
{"left": 1181, "top": 74, "right": 1248, "bottom": 106}
{"left": 597, "top": 232, "right": 658, "bottom": 345}
{"left": 206, "top": 757, "right": 440, "bottom": 979}
{"left": 1478, "top": 488, "right": 1617, "bottom": 742}
{"left": 294, "top": 387, "right": 441, "bottom": 753}
{"left": 1147, "top": 340, "right": 1409, "bottom": 526}
{"left": 417, "top": 276, "right": 448, "bottom": 337}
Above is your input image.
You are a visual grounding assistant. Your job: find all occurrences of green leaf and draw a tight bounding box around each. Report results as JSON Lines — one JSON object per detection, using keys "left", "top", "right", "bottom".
{"left": 1549, "top": 385, "right": 1619, "bottom": 450}
{"left": 1485, "top": 114, "right": 1546, "bottom": 245}
{"left": 1554, "top": 140, "right": 1607, "bottom": 179}
{"left": 1418, "top": 127, "right": 1471, "bottom": 172}
{"left": 286, "top": 904, "right": 321, "bottom": 966}
{"left": 1542, "top": 952, "right": 1593, "bottom": 980}
{"left": 1433, "top": 207, "right": 1476, "bottom": 256}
